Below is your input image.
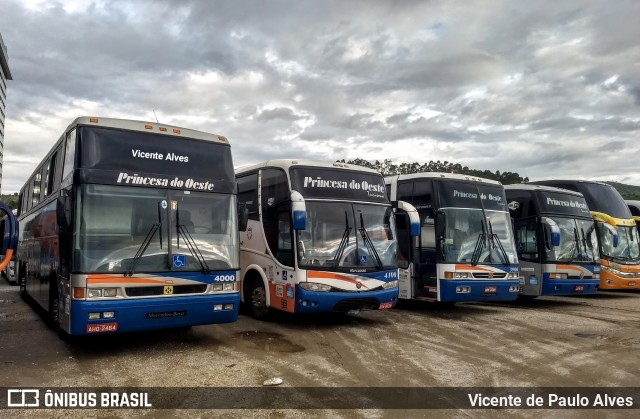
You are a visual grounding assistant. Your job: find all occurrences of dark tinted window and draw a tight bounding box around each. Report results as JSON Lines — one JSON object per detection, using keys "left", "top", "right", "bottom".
{"left": 536, "top": 191, "right": 591, "bottom": 217}
{"left": 289, "top": 167, "right": 387, "bottom": 203}
{"left": 237, "top": 173, "right": 259, "bottom": 220}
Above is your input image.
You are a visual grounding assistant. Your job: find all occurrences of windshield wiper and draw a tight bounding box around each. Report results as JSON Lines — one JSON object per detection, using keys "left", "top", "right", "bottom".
{"left": 487, "top": 220, "right": 511, "bottom": 266}
{"left": 358, "top": 213, "right": 384, "bottom": 269}
{"left": 125, "top": 202, "right": 163, "bottom": 277}
{"left": 566, "top": 227, "right": 580, "bottom": 263}
{"left": 176, "top": 204, "right": 210, "bottom": 274}
{"left": 579, "top": 227, "right": 596, "bottom": 263}
{"left": 471, "top": 219, "right": 487, "bottom": 266}
{"left": 333, "top": 211, "right": 352, "bottom": 268}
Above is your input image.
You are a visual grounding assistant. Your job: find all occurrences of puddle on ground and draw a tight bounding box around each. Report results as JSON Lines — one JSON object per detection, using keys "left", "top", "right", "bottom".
{"left": 234, "top": 331, "right": 305, "bottom": 353}
{"left": 574, "top": 333, "right": 608, "bottom": 340}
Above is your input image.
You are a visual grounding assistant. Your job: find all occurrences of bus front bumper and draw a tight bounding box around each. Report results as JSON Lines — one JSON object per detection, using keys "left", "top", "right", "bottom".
{"left": 439, "top": 279, "right": 521, "bottom": 302}
{"left": 68, "top": 293, "right": 240, "bottom": 335}
{"left": 540, "top": 278, "right": 600, "bottom": 296}
{"left": 293, "top": 285, "right": 398, "bottom": 313}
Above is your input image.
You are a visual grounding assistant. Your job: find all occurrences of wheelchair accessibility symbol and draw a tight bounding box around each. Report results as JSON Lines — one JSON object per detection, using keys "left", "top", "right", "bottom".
{"left": 359, "top": 255, "right": 368, "bottom": 265}
{"left": 173, "top": 255, "right": 186, "bottom": 268}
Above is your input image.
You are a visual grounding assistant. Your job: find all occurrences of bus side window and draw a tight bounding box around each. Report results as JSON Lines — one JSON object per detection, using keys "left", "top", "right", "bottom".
{"left": 237, "top": 173, "right": 259, "bottom": 221}
{"left": 515, "top": 220, "right": 538, "bottom": 261}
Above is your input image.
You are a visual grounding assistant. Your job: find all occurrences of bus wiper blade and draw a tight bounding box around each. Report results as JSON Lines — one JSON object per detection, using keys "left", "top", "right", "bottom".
{"left": 176, "top": 205, "right": 210, "bottom": 274}
{"left": 487, "top": 220, "right": 510, "bottom": 266}
{"left": 359, "top": 213, "right": 383, "bottom": 269}
{"left": 333, "top": 211, "right": 351, "bottom": 268}
{"left": 125, "top": 222, "right": 161, "bottom": 277}
{"left": 470, "top": 233, "right": 486, "bottom": 266}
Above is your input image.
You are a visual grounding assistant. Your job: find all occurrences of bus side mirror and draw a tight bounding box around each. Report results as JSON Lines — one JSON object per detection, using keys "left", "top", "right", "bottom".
{"left": 396, "top": 200, "right": 420, "bottom": 236}
{"left": 56, "top": 191, "right": 72, "bottom": 229}
{"left": 291, "top": 190, "right": 306, "bottom": 230}
{"left": 601, "top": 223, "right": 619, "bottom": 248}
{"left": 0, "top": 202, "right": 18, "bottom": 271}
{"left": 435, "top": 211, "right": 446, "bottom": 238}
{"left": 542, "top": 217, "right": 560, "bottom": 247}
{"left": 238, "top": 204, "right": 249, "bottom": 232}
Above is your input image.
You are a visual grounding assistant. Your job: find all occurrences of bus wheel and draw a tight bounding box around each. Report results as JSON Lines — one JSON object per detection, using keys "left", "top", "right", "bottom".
{"left": 249, "top": 280, "right": 270, "bottom": 320}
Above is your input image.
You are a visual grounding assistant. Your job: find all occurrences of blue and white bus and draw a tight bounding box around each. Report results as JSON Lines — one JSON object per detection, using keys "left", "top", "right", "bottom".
{"left": 16, "top": 117, "right": 242, "bottom": 336}
{"left": 386, "top": 173, "right": 521, "bottom": 303}
{"left": 236, "top": 160, "right": 419, "bottom": 318}
{"left": 505, "top": 184, "right": 600, "bottom": 297}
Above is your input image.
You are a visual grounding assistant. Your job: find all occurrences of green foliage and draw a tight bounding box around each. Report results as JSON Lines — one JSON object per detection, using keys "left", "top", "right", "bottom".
{"left": 338, "top": 158, "right": 529, "bottom": 184}
{"left": 605, "top": 181, "right": 640, "bottom": 200}
{"left": 0, "top": 193, "right": 19, "bottom": 210}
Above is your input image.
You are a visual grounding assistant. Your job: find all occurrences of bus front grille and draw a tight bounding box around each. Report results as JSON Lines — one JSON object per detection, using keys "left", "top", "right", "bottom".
{"left": 125, "top": 284, "right": 207, "bottom": 297}
{"left": 472, "top": 273, "right": 507, "bottom": 279}
{"left": 332, "top": 298, "right": 380, "bottom": 312}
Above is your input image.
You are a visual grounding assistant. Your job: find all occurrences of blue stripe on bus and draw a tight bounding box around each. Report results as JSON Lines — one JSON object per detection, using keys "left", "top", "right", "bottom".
{"left": 151, "top": 270, "right": 237, "bottom": 283}
{"left": 69, "top": 293, "right": 240, "bottom": 335}
{"left": 438, "top": 279, "right": 520, "bottom": 302}
{"left": 294, "top": 285, "right": 398, "bottom": 313}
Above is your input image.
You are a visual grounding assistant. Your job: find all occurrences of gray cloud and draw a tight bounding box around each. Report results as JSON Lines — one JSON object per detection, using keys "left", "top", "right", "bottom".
{"left": 1, "top": 0, "right": 640, "bottom": 193}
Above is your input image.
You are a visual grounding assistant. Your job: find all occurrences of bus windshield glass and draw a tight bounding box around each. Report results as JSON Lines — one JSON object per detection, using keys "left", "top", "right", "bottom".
{"left": 438, "top": 181, "right": 517, "bottom": 264}
{"left": 74, "top": 184, "right": 239, "bottom": 272}
{"left": 597, "top": 224, "right": 640, "bottom": 261}
{"left": 544, "top": 217, "right": 599, "bottom": 263}
{"left": 296, "top": 202, "right": 397, "bottom": 269}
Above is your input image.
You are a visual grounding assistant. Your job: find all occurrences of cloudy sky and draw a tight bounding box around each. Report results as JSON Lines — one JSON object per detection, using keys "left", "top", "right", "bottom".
{"left": 1, "top": 0, "right": 639, "bottom": 193}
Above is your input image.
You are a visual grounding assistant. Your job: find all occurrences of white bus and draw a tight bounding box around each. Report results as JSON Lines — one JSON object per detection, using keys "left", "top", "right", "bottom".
{"left": 236, "top": 160, "right": 419, "bottom": 318}
{"left": 386, "top": 173, "right": 521, "bottom": 303}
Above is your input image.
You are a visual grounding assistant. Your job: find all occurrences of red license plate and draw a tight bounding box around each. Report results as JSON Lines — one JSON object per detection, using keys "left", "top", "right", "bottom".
{"left": 629, "top": 282, "right": 637, "bottom": 287}
{"left": 378, "top": 302, "right": 394, "bottom": 310}
{"left": 484, "top": 286, "right": 497, "bottom": 293}
{"left": 574, "top": 285, "right": 584, "bottom": 292}
{"left": 86, "top": 322, "right": 118, "bottom": 333}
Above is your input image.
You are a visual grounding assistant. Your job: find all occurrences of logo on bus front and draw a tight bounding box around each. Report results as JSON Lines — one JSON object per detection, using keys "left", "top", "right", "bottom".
{"left": 163, "top": 286, "right": 174, "bottom": 295}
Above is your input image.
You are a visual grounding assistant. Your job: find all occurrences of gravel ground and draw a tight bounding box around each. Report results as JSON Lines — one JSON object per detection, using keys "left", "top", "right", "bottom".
{"left": 1, "top": 280, "right": 638, "bottom": 418}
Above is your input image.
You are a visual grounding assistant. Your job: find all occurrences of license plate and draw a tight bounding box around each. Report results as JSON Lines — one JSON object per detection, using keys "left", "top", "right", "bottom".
{"left": 629, "top": 281, "right": 637, "bottom": 287}
{"left": 378, "top": 302, "right": 394, "bottom": 310}
{"left": 484, "top": 286, "right": 497, "bottom": 293}
{"left": 86, "top": 322, "right": 118, "bottom": 334}
{"left": 574, "top": 285, "right": 584, "bottom": 292}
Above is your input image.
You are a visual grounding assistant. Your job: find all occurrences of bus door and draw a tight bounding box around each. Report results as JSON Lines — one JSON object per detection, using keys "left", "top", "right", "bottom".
{"left": 0, "top": 202, "right": 19, "bottom": 274}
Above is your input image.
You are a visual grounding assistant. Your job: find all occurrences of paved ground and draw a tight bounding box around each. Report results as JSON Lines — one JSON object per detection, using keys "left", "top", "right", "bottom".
{"left": 0, "top": 279, "right": 638, "bottom": 418}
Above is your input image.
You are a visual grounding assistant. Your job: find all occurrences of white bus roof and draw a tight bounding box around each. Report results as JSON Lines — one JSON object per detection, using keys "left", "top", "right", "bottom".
{"left": 69, "top": 116, "right": 229, "bottom": 145}
{"left": 235, "top": 159, "right": 381, "bottom": 175}
{"left": 504, "top": 183, "right": 585, "bottom": 198}
{"left": 385, "top": 172, "right": 502, "bottom": 185}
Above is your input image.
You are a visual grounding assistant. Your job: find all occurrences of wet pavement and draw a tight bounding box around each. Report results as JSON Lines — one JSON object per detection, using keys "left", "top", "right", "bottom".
{"left": 0, "top": 280, "right": 639, "bottom": 418}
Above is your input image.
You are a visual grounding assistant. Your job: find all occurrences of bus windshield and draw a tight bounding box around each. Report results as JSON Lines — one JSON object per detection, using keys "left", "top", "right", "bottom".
{"left": 544, "top": 217, "right": 599, "bottom": 263}
{"left": 597, "top": 224, "right": 640, "bottom": 261}
{"left": 74, "top": 184, "right": 239, "bottom": 272}
{"left": 297, "top": 202, "right": 397, "bottom": 270}
{"left": 440, "top": 208, "right": 517, "bottom": 265}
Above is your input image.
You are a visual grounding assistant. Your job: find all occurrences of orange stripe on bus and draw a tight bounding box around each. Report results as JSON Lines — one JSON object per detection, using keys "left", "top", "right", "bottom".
{"left": 87, "top": 276, "right": 170, "bottom": 285}
{"left": 307, "top": 271, "right": 370, "bottom": 288}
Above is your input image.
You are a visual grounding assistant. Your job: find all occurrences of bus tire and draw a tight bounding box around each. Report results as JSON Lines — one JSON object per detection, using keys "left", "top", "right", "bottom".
{"left": 248, "top": 279, "right": 270, "bottom": 320}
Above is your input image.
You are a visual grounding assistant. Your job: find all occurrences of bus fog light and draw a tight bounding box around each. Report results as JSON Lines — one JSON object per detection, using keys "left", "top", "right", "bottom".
{"left": 88, "top": 312, "right": 101, "bottom": 320}
{"left": 383, "top": 280, "right": 398, "bottom": 289}
{"left": 223, "top": 283, "right": 235, "bottom": 291}
{"left": 102, "top": 311, "right": 115, "bottom": 319}
{"left": 223, "top": 304, "right": 234, "bottom": 310}
{"left": 455, "top": 286, "right": 470, "bottom": 293}
{"left": 88, "top": 289, "right": 102, "bottom": 298}
{"left": 213, "top": 304, "right": 223, "bottom": 311}
{"left": 103, "top": 288, "right": 117, "bottom": 297}
{"left": 606, "top": 279, "right": 615, "bottom": 284}
{"left": 212, "top": 284, "right": 224, "bottom": 291}
{"left": 509, "top": 286, "right": 520, "bottom": 292}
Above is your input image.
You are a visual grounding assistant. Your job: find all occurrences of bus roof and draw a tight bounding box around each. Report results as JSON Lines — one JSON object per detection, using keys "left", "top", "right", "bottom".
{"left": 504, "top": 183, "right": 584, "bottom": 198}
{"left": 235, "top": 159, "right": 382, "bottom": 175}
{"left": 530, "top": 179, "right": 609, "bottom": 187}
{"left": 69, "top": 116, "right": 229, "bottom": 145}
{"left": 385, "top": 172, "right": 502, "bottom": 185}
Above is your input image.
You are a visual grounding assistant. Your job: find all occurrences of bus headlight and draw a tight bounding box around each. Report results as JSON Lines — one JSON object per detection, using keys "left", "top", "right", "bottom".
{"left": 212, "top": 284, "right": 224, "bottom": 291}
{"left": 300, "top": 282, "right": 332, "bottom": 292}
{"left": 445, "top": 272, "right": 472, "bottom": 279}
{"left": 507, "top": 272, "right": 519, "bottom": 279}
{"left": 549, "top": 273, "right": 568, "bottom": 279}
{"left": 103, "top": 288, "right": 118, "bottom": 297}
{"left": 383, "top": 280, "right": 398, "bottom": 289}
{"left": 88, "top": 289, "right": 102, "bottom": 298}
{"left": 88, "top": 288, "right": 118, "bottom": 298}
{"left": 223, "top": 283, "right": 235, "bottom": 291}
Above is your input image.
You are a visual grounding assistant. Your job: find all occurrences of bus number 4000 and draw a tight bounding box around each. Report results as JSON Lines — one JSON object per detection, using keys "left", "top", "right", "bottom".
{"left": 213, "top": 275, "right": 235, "bottom": 282}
